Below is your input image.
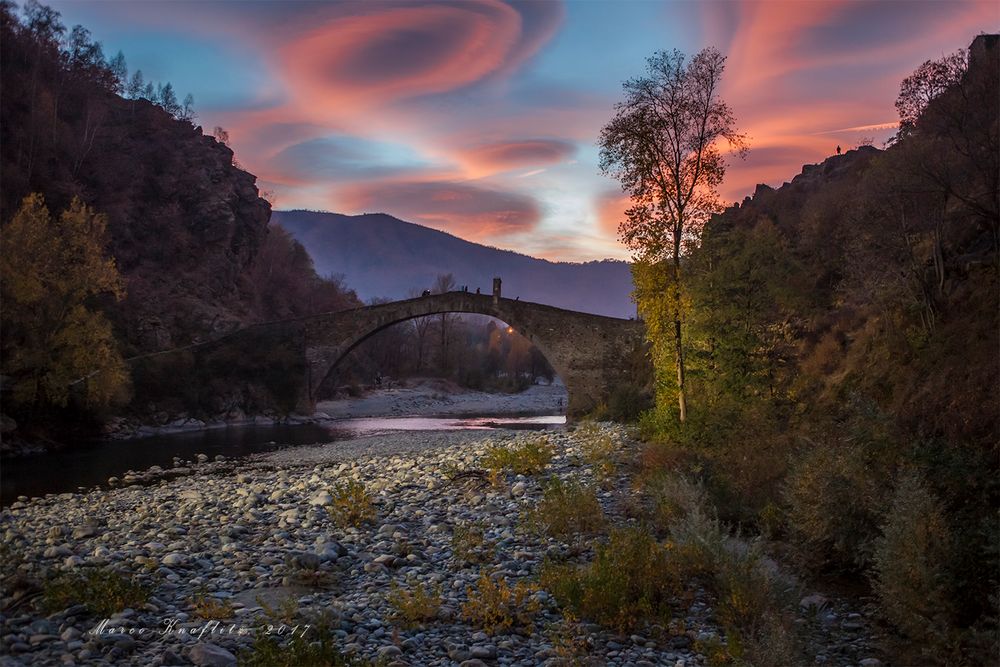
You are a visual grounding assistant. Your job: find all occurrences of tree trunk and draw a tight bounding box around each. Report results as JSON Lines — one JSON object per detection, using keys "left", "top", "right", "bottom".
{"left": 672, "top": 230, "right": 687, "bottom": 423}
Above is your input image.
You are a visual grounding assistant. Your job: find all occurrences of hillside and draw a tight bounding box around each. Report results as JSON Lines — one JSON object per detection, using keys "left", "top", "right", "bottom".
{"left": 273, "top": 210, "right": 635, "bottom": 319}
{"left": 0, "top": 4, "right": 358, "bottom": 433}
{"left": 632, "top": 36, "right": 997, "bottom": 664}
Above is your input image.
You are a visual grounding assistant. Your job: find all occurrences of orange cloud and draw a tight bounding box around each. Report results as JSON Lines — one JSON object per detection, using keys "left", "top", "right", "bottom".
{"left": 336, "top": 179, "right": 541, "bottom": 240}
{"left": 595, "top": 190, "right": 631, "bottom": 240}
{"left": 457, "top": 139, "right": 576, "bottom": 176}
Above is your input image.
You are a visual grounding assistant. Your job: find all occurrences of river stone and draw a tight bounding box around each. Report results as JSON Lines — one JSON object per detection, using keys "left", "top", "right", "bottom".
{"left": 188, "top": 642, "right": 236, "bottom": 667}
{"left": 162, "top": 553, "right": 186, "bottom": 566}
{"left": 378, "top": 645, "right": 403, "bottom": 658}
{"left": 309, "top": 491, "right": 333, "bottom": 506}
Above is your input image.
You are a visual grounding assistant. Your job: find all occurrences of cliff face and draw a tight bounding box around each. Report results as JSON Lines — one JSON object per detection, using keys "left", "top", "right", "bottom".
{"left": 0, "top": 9, "right": 270, "bottom": 353}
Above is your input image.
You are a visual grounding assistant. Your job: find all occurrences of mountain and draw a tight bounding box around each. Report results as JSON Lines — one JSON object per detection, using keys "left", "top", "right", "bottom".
{"left": 272, "top": 210, "right": 636, "bottom": 319}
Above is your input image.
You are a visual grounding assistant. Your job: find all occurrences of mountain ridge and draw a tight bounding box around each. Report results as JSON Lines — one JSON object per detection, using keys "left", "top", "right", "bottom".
{"left": 272, "top": 210, "right": 637, "bottom": 319}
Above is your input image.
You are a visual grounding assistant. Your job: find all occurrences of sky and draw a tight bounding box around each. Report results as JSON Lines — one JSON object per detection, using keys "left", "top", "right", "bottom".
{"left": 50, "top": 0, "right": 998, "bottom": 262}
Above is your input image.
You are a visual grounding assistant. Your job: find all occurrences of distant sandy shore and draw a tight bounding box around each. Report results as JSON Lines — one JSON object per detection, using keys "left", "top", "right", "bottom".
{"left": 315, "top": 378, "right": 567, "bottom": 419}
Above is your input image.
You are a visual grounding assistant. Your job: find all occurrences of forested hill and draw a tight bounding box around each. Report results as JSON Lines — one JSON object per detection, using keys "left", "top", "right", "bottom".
{"left": 0, "top": 4, "right": 358, "bottom": 434}
{"left": 0, "top": 4, "right": 358, "bottom": 356}
{"left": 630, "top": 38, "right": 996, "bottom": 663}
{"left": 273, "top": 210, "right": 635, "bottom": 319}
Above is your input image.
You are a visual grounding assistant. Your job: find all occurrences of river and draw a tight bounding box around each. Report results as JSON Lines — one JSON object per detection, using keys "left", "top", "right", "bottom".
{"left": 0, "top": 414, "right": 565, "bottom": 505}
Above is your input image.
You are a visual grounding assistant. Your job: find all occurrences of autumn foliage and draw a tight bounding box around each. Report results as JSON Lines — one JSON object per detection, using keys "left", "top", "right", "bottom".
{"left": 632, "top": 42, "right": 998, "bottom": 664}
{"left": 1, "top": 194, "right": 129, "bottom": 411}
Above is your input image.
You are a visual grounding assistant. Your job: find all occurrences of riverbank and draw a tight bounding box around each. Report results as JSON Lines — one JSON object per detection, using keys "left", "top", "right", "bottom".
{"left": 316, "top": 379, "right": 567, "bottom": 419}
{"left": 0, "top": 424, "right": 884, "bottom": 666}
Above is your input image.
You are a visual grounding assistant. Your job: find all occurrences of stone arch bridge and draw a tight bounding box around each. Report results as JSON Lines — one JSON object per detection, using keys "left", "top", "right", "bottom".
{"left": 295, "top": 291, "right": 647, "bottom": 418}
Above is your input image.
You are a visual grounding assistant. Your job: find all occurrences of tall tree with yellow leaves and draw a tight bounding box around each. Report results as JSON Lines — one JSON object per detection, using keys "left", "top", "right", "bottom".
{"left": 1, "top": 194, "right": 129, "bottom": 412}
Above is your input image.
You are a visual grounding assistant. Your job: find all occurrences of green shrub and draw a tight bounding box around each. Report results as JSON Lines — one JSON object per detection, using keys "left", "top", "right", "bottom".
{"left": 328, "top": 480, "right": 376, "bottom": 528}
{"left": 461, "top": 570, "right": 540, "bottom": 635}
{"left": 42, "top": 568, "right": 150, "bottom": 617}
{"left": 482, "top": 436, "right": 554, "bottom": 481}
{"left": 525, "top": 476, "right": 605, "bottom": 540}
{"left": 589, "top": 384, "right": 651, "bottom": 423}
{"left": 540, "top": 527, "right": 678, "bottom": 633}
{"left": 873, "top": 470, "right": 953, "bottom": 652}
{"left": 386, "top": 579, "right": 443, "bottom": 628}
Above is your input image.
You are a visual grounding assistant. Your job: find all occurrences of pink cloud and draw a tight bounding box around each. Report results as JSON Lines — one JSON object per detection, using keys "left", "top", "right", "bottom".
{"left": 337, "top": 179, "right": 541, "bottom": 240}
{"left": 456, "top": 139, "right": 576, "bottom": 176}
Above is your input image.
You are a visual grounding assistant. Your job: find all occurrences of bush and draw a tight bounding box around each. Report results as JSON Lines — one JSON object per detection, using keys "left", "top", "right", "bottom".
{"left": 451, "top": 521, "right": 496, "bottom": 565}
{"left": 589, "top": 384, "right": 651, "bottom": 423}
{"left": 540, "top": 527, "right": 678, "bottom": 633}
{"left": 461, "top": 571, "right": 540, "bottom": 635}
{"left": 646, "top": 473, "right": 713, "bottom": 536}
{"left": 190, "top": 590, "right": 235, "bottom": 620}
{"left": 576, "top": 422, "right": 618, "bottom": 483}
{"left": 328, "top": 480, "right": 376, "bottom": 528}
{"left": 656, "top": 475, "right": 802, "bottom": 666}
{"left": 525, "top": 476, "right": 605, "bottom": 540}
{"left": 41, "top": 568, "right": 150, "bottom": 617}
{"left": 482, "top": 436, "right": 554, "bottom": 482}
{"left": 386, "top": 579, "right": 443, "bottom": 628}
{"left": 873, "top": 470, "right": 953, "bottom": 654}
{"left": 784, "top": 442, "right": 883, "bottom": 571}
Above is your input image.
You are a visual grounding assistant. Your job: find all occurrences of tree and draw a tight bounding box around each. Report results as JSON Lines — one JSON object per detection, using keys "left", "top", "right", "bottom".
{"left": 158, "top": 81, "right": 180, "bottom": 116}
{"left": 432, "top": 273, "right": 458, "bottom": 372}
{"left": 142, "top": 80, "right": 154, "bottom": 100}
{"left": 599, "top": 47, "right": 746, "bottom": 422}
{"left": 212, "top": 126, "right": 230, "bottom": 145}
{"left": 22, "top": 0, "right": 63, "bottom": 46}
{"left": 126, "top": 68, "right": 144, "bottom": 99}
{"left": 0, "top": 194, "right": 128, "bottom": 410}
{"left": 894, "top": 50, "right": 966, "bottom": 137}
{"left": 180, "top": 92, "right": 195, "bottom": 121}
{"left": 107, "top": 49, "right": 126, "bottom": 94}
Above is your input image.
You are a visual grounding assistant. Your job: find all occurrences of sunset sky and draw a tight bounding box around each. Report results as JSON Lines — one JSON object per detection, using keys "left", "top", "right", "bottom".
{"left": 51, "top": 0, "right": 998, "bottom": 261}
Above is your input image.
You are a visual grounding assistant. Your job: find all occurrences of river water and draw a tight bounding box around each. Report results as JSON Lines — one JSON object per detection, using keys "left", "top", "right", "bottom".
{"left": 0, "top": 415, "right": 565, "bottom": 505}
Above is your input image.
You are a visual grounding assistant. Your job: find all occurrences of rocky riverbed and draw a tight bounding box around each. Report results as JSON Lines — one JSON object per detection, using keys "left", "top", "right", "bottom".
{"left": 1, "top": 425, "right": 884, "bottom": 666}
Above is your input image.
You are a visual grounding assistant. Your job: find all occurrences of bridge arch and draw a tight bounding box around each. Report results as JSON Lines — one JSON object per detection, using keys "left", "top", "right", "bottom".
{"left": 299, "top": 292, "right": 646, "bottom": 418}
{"left": 312, "top": 309, "right": 563, "bottom": 400}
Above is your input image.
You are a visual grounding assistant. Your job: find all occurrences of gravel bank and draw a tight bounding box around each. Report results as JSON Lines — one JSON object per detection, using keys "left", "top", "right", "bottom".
{"left": 316, "top": 380, "right": 567, "bottom": 420}
{"left": 1, "top": 425, "right": 883, "bottom": 667}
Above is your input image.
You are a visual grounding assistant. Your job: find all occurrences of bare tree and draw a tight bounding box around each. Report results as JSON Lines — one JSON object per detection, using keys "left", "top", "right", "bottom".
{"left": 599, "top": 47, "right": 746, "bottom": 422}
{"left": 180, "top": 93, "right": 195, "bottom": 121}
{"left": 432, "top": 273, "right": 458, "bottom": 373}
